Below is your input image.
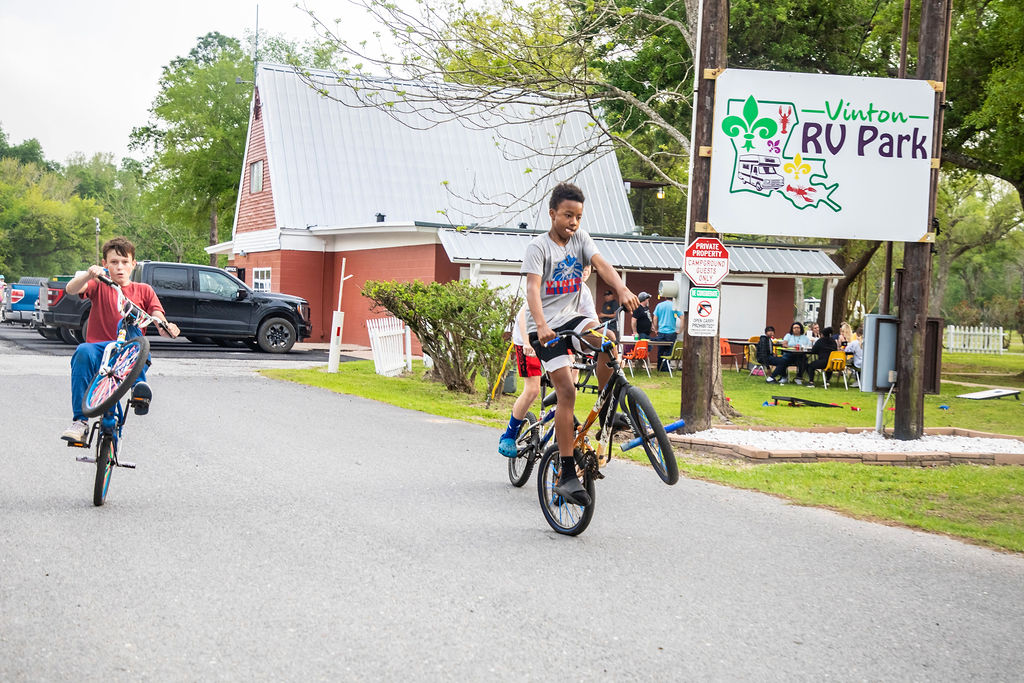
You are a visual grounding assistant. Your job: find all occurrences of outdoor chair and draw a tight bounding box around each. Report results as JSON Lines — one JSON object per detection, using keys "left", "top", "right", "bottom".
{"left": 719, "top": 338, "right": 743, "bottom": 372}
{"left": 814, "top": 350, "right": 852, "bottom": 389}
{"left": 664, "top": 340, "right": 684, "bottom": 377}
{"left": 621, "top": 339, "right": 651, "bottom": 378}
{"left": 745, "top": 335, "right": 768, "bottom": 378}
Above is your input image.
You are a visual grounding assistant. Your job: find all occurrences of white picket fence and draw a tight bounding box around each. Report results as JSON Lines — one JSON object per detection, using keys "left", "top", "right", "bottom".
{"left": 367, "top": 317, "right": 413, "bottom": 376}
{"left": 945, "top": 325, "right": 1004, "bottom": 355}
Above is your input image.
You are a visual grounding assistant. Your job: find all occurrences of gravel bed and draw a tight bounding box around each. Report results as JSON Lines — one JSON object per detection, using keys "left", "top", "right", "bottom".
{"left": 689, "top": 428, "right": 1024, "bottom": 454}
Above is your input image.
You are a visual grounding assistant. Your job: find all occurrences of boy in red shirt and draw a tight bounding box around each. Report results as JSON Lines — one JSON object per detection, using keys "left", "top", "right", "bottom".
{"left": 60, "top": 237, "right": 179, "bottom": 443}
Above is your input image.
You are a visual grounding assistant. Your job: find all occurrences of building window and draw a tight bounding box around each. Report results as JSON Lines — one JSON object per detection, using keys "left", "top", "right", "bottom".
{"left": 250, "top": 160, "right": 264, "bottom": 193}
{"left": 252, "top": 267, "right": 271, "bottom": 292}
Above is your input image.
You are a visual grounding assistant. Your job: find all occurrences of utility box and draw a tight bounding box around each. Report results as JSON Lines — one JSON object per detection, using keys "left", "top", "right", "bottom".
{"left": 861, "top": 314, "right": 899, "bottom": 393}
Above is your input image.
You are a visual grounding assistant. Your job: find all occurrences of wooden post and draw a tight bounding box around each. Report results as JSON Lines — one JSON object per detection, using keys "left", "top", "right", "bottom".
{"left": 209, "top": 205, "right": 219, "bottom": 267}
{"left": 679, "top": 0, "right": 727, "bottom": 433}
{"left": 894, "top": 0, "right": 951, "bottom": 439}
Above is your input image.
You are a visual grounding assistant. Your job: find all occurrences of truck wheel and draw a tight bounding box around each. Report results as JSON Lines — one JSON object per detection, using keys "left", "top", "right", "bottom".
{"left": 39, "top": 327, "right": 61, "bottom": 341}
{"left": 257, "top": 317, "right": 296, "bottom": 353}
{"left": 59, "top": 327, "right": 80, "bottom": 345}
{"left": 79, "top": 317, "right": 89, "bottom": 343}
{"left": 187, "top": 336, "right": 213, "bottom": 345}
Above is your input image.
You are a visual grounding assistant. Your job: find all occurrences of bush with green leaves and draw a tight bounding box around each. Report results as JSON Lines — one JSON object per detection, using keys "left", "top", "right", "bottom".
{"left": 362, "top": 279, "right": 520, "bottom": 394}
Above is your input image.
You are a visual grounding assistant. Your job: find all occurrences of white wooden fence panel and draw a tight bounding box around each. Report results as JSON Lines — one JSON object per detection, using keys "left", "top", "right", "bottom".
{"left": 945, "top": 325, "right": 1003, "bottom": 355}
{"left": 367, "top": 317, "right": 408, "bottom": 376}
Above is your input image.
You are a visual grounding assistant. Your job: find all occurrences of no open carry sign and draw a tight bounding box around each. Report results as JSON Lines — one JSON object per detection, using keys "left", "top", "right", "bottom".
{"left": 687, "top": 287, "right": 720, "bottom": 337}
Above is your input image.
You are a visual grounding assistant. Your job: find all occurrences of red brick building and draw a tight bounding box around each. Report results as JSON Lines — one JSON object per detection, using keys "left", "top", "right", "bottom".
{"left": 211, "top": 64, "right": 841, "bottom": 347}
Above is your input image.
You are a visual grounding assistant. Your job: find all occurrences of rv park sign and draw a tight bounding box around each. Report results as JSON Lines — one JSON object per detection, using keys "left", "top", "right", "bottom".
{"left": 707, "top": 69, "right": 937, "bottom": 242}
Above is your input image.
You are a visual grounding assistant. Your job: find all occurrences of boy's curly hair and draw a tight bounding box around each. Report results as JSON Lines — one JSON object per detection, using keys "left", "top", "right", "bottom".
{"left": 549, "top": 182, "right": 585, "bottom": 211}
{"left": 101, "top": 237, "right": 136, "bottom": 261}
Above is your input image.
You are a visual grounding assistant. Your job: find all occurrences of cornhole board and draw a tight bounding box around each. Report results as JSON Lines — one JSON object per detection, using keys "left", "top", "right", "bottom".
{"left": 955, "top": 389, "right": 1020, "bottom": 400}
{"left": 771, "top": 396, "right": 841, "bottom": 408}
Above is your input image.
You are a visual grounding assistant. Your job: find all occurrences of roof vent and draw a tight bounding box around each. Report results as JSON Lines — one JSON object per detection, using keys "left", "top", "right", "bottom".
{"left": 375, "top": 213, "right": 386, "bottom": 223}
{"left": 518, "top": 222, "right": 527, "bottom": 230}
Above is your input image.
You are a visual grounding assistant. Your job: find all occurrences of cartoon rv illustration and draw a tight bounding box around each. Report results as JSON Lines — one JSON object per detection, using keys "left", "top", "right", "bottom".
{"left": 736, "top": 154, "right": 784, "bottom": 191}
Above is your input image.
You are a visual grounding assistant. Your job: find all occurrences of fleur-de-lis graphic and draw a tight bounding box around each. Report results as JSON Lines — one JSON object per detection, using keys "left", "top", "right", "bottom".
{"left": 722, "top": 95, "right": 779, "bottom": 152}
{"left": 767, "top": 139, "right": 781, "bottom": 154}
{"left": 784, "top": 153, "right": 812, "bottom": 180}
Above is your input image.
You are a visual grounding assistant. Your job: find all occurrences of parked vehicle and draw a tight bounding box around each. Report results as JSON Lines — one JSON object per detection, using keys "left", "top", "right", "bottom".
{"left": 47, "top": 261, "right": 312, "bottom": 353}
{"left": 2, "top": 277, "right": 48, "bottom": 326}
{"left": 33, "top": 276, "right": 77, "bottom": 343}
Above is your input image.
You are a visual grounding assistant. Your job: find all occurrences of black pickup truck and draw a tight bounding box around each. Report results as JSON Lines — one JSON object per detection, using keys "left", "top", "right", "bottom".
{"left": 46, "top": 261, "right": 312, "bottom": 353}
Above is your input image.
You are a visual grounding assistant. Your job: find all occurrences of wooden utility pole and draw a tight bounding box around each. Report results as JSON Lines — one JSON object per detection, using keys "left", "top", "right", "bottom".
{"left": 680, "top": 0, "right": 727, "bottom": 432}
{"left": 209, "top": 206, "right": 219, "bottom": 267}
{"left": 894, "top": 0, "right": 952, "bottom": 439}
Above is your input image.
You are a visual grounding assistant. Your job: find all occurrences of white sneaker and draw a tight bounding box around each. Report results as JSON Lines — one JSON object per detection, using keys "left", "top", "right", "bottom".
{"left": 794, "top": 378, "right": 803, "bottom": 385}
{"left": 765, "top": 376, "right": 776, "bottom": 384}
{"left": 61, "top": 420, "right": 88, "bottom": 443}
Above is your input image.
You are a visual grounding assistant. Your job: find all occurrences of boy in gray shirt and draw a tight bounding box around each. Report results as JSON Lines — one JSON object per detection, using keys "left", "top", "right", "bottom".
{"left": 513, "top": 182, "right": 638, "bottom": 506}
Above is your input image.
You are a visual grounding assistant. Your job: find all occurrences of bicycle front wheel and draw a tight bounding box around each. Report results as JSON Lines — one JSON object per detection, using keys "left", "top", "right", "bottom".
{"left": 82, "top": 336, "right": 149, "bottom": 418}
{"left": 93, "top": 436, "right": 114, "bottom": 506}
{"left": 536, "top": 444, "right": 594, "bottom": 536}
{"left": 508, "top": 411, "right": 538, "bottom": 487}
{"left": 624, "top": 385, "right": 679, "bottom": 485}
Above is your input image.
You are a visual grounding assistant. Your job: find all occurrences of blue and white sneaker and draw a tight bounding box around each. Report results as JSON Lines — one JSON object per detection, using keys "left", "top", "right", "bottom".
{"left": 498, "top": 436, "right": 518, "bottom": 458}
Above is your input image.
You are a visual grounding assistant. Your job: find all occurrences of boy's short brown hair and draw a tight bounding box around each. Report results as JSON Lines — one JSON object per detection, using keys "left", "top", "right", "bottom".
{"left": 101, "top": 237, "right": 136, "bottom": 261}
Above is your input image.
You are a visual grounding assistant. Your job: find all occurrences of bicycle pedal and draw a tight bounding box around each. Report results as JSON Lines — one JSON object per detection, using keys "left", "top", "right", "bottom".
{"left": 130, "top": 398, "right": 150, "bottom": 416}
{"left": 594, "top": 470, "right": 605, "bottom": 480}
{"left": 75, "top": 455, "right": 96, "bottom": 464}
{"left": 65, "top": 440, "right": 89, "bottom": 449}
{"left": 118, "top": 461, "right": 137, "bottom": 469}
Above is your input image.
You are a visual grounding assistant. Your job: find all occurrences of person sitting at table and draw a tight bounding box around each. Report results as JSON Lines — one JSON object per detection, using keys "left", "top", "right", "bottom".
{"left": 808, "top": 322, "right": 821, "bottom": 341}
{"left": 770, "top": 322, "right": 812, "bottom": 384}
{"left": 845, "top": 326, "right": 865, "bottom": 385}
{"left": 756, "top": 326, "right": 788, "bottom": 383}
{"left": 803, "top": 326, "right": 838, "bottom": 386}
{"left": 838, "top": 321, "right": 855, "bottom": 345}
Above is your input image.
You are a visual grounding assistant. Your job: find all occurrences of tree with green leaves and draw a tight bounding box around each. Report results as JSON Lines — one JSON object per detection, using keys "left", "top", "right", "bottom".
{"left": 0, "top": 158, "right": 108, "bottom": 279}
{"left": 130, "top": 32, "right": 252, "bottom": 266}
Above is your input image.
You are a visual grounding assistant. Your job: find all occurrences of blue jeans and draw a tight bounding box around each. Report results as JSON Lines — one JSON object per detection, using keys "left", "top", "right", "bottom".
{"left": 70, "top": 341, "right": 148, "bottom": 421}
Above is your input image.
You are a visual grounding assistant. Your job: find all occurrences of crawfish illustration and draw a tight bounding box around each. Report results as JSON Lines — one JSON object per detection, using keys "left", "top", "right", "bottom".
{"left": 786, "top": 185, "right": 816, "bottom": 203}
{"left": 778, "top": 106, "right": 793, "bottom": 134}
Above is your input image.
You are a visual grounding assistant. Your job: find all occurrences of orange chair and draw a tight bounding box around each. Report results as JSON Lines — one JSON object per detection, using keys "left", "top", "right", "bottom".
{"left": 719, "top": 338, "right": 742, "bottom": 372}
{"left": 621, "top": 339, "right": 651, "bottom": 378}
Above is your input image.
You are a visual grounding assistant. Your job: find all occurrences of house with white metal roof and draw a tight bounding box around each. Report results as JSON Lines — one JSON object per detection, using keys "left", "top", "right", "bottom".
{"left": 214, "top": 62, "right": 841, "bottom": 346}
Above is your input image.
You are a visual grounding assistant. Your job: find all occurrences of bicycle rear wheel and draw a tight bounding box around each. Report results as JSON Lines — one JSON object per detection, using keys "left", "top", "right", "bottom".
{"left": 508, "top": 411, "right": 538, "bottom": 487}
{"left": 536, "top": 444, "right": 594, "bottom": 536}
{"left": 93, "top": 436, "right": 114, "bottom": 506}
{"left": 624, "top": 385, "right": 679, "bottom": 485}
{"left": 82, "top": 336, "right": 149, "bottom": 418}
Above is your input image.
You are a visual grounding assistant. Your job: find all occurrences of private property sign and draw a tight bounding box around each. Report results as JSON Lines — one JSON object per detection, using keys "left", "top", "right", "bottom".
{"left": 684, "top": 237, "right": 730, "bottom": 287}
{"left": 707, "top": 68, "right": 937, "bottom": 242}
{"left": 688, "top": 287, "right": 720, "bottom": 337}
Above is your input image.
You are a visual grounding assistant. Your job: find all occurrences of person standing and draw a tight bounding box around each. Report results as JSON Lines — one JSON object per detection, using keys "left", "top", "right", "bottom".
{"left": 631, "top": 292, "right": 653, "bottom": 339}
{"left": 598, "top": 289, "right": 618, "bottom": 333}
{"left": 651, "top": 294, "right": 680, "bottom": 371}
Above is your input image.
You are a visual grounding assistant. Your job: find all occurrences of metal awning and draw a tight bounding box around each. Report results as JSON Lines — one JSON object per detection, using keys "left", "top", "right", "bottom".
{"left": 438, "top": 229, "right": 842, "bottom": 277}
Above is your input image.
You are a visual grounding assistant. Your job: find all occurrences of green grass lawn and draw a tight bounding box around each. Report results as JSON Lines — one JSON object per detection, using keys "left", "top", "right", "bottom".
{"left": 264, "top": 356, "right": 1024, "bottom": 553}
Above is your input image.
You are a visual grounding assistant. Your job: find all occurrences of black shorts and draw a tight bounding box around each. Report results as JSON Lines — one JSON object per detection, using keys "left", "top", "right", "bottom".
{"left": 528, "top": 316, "right": 591, "bottom": 373}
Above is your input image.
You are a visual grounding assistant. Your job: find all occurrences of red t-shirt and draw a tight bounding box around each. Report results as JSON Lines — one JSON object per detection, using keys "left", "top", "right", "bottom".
{"left": 80, "top": 279, "right": 164, "bottom": 343}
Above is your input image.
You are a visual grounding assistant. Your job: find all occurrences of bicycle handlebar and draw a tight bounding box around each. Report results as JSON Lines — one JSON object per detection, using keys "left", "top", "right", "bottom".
{"left": 95, "top": 274, "right": 170, "bottom": 333}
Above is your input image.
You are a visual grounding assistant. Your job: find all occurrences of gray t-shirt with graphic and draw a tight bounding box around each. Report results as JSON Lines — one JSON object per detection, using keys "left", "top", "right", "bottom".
{"left": 520, "top": 230, "right": 599, "bottom": 333}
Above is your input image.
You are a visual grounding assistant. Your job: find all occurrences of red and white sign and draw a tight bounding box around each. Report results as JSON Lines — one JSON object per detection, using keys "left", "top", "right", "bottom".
{"left": 10, "top": 288, "right": 24, "bottom": 304}
{"left": 684, "top": 237, "right": 730, "bottom": 287}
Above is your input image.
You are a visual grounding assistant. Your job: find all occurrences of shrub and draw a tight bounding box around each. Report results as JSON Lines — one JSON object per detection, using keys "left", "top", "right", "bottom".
{"left": 362, "top": 279, "right": 519, "bottom": 393}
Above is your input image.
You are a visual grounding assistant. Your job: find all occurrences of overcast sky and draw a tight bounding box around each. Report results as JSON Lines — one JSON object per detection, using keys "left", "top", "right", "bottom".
{"left": 0, "top": 0, "right": 370, "bottom": 164}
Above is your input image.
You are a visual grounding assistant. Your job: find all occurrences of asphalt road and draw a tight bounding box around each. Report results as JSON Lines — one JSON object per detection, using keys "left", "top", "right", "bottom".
{"left": 0, "top": 322, "right": 335, "bottom": 362}
{"left": 2, "top": 335, "right": 1024, "bottom": 680}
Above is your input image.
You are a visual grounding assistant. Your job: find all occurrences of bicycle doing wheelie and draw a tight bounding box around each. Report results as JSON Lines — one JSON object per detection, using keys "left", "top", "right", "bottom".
{"left": 537, "top": 328, "right": 682, "bottom": 536}
{"left": 67, "top": 274, "right": 172, "bottom": 506}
